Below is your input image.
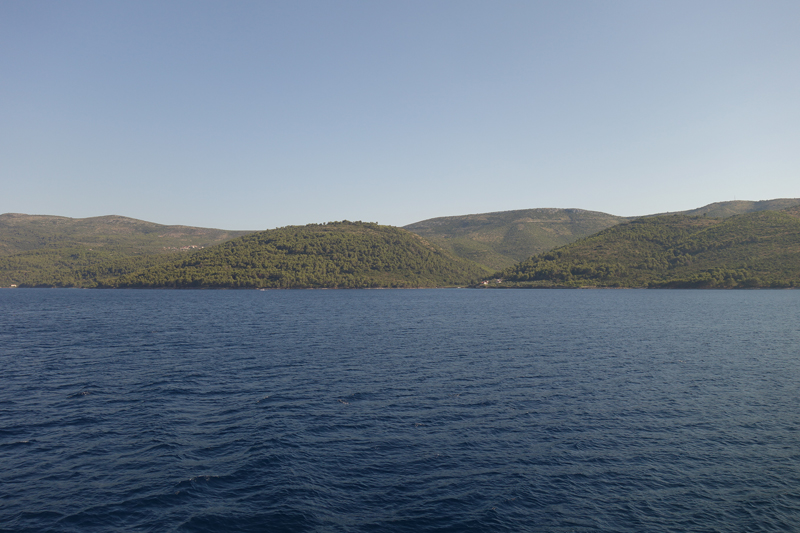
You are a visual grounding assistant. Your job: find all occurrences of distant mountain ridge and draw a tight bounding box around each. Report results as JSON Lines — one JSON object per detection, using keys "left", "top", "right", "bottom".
{"left": 0, "top": 213, "right": 253, "bottom": 256}
{"left": 495, "top": 206, "right": 800, "bottom": 289}
{"left": 2, "top": 198, "right": 799, "bottom": 288}
{"left": 0, "top": 214, "right": 257, "bottom": 288}
{"left": 403, "top": 199, "right": 800, "bottom": 270}
{"left": 651, "top": 198, "right": 800, "bottom": 219}
{"left": 403, "top": 208, "right": 625, "bottom": 271}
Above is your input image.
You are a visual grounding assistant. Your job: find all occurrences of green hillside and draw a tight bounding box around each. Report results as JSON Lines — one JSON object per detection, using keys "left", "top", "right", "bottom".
{"left": 403, "top": 199, "right": 800, "bottom": 271}
{"left": 0, "top": 213, "right": 252, "bottom": 256}
{"left": 105, "top": 221, "right": 486, "bottom": 289}
{"left": 0, "top": 213, "right": 255, "bottom": 288}
{"left": 0, "top": 248, "right": 186, "bottom": 288}
{"left": 5, "top": 199, "right": 800, "bottom": 289}
{"left": 494, "top": 208, "right": 800, "bottom": 289}
{"left": 403, "top": 208, "right": 626, "bottom": 271}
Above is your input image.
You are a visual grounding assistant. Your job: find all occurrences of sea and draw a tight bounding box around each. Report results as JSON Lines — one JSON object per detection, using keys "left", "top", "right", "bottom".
{"left": 1, "top": 288, "right": 799, "bottom": 532}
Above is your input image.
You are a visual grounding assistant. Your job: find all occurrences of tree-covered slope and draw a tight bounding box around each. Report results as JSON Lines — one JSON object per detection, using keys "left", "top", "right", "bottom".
{"left": 403, "top": 199, "right": 800, "bottom": 271}
{"left": 107, "top": 221, "right": 486, "bottom": 289}
{"left": 403, "top": 208, "right": 626, "bottom": 271}
{"left": 0, "top": 248, "right": 185, "bottom": 288}
{"left": 0, "top": 213, "right": 256, "bottom": 288}
{"left": 495, "top": 209, "right": 800, "bottom": 288}
{"left": 0, "top": 213, "right": 253, "bottom": 256}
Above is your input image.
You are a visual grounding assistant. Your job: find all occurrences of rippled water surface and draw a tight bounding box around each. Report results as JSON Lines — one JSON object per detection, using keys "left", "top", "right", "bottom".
{"left": 2, "top": 289, "right": 800, "bottom": 532}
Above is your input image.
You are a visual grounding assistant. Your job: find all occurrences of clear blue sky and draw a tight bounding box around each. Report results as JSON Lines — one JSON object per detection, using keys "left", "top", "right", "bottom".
{"left": 2, "top": 1, "right": 798, "bottom": 230}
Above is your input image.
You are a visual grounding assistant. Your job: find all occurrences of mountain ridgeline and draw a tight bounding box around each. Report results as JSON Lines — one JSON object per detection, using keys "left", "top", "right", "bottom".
{"left": 402, "top": 199, "right": 800, "bottom": 272}
{"left": 0, "top": 213, "right": 253, "bottom": 256}
{"left": 650, "top": 198, "right": 800, "bottom": 219}
{"left": 105, "top": 222, "right": 486, "bottom": 289}
{"left": 403, "top": 208, "right": 626, "bottom": 271}
{"left": 0, "top": 213, "right": 256, "bottom": 288}
{"left": 496, "top": 207, "right": 800, "bottom": 289}
{"left": 2, "top": 198, "right": 800, "bottom": 289}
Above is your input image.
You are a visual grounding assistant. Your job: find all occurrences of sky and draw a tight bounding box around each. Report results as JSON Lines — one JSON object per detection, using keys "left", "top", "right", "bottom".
{"left": 2, "top": 1, "right": 799, "bottom": 230}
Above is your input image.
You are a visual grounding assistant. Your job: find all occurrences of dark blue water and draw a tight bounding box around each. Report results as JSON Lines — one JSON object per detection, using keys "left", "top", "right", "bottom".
{"left": 2, "top": 289, "right": 799, "bottom": 532}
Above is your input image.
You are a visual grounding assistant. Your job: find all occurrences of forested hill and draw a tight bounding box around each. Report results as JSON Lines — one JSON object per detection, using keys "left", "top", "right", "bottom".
{"left": 494, "top": 207, "right": 800, "bottom": 289}
{"left": 403, "top": 208, "right": 625, "bottom": 271}
{"left": 106, "top": 222, "right": 487, "bottom": 289}
{"left": 402, "top": 199, "right": 800, "bottom": 271}
{"left": 0, "top": 213, "right": 253, "bottom": 256}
